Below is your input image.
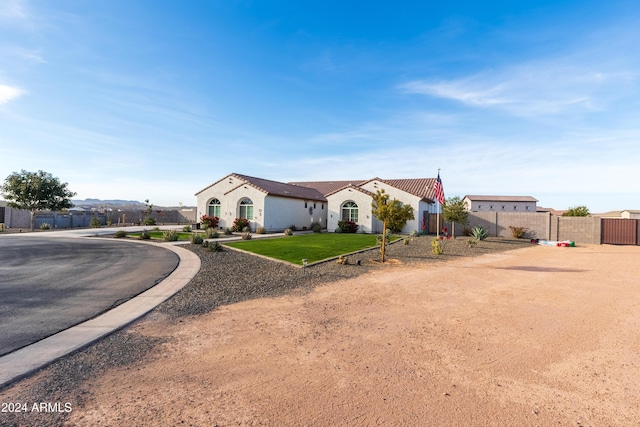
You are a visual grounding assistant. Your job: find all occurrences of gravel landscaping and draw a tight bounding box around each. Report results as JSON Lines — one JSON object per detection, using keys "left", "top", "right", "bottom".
{"left": 0, "top": 235, "right": 531, "bottom": 427}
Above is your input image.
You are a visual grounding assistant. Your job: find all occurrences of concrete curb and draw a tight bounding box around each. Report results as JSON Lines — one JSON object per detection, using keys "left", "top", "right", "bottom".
{"left": 0, "top": 242, "right": 200, "bottom": 389}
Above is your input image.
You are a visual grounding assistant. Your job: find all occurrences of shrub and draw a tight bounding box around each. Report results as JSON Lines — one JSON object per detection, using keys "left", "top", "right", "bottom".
{"left": 284, "top": 228, "right": 293, "bottom": 236}
{"left": 40, "top": 223, "right": 51, "bottom": 230}
{"left": 232, "top": 218, "right": 250, "bottom": 232}
{"left": 200, "top": 215, "right": 220, "bottom": 229}
{"left": 201, "top": 240, "right": 209, "bottom": 248}
{"left": 471, "top": 226, "right": 489, "bottom": 241}
{"left": 509, "top": 226, "right": 528, "bottom": 239}
{"left": 224, "top": 228, "right": 232, "bottom": 235}
{"left": 431, "top": 236, "right": 446, "bottom": 255}
{"left": 289, "top": 225, "right": 297, "bottom": 232}
{"left": 182, "top": 225, "right": 192, "bottom": 232}
{"left": 337, "top": 220, "right": 358, "bottom": 233}
{"left": 143, "top": 217, "right": 157, "bottom": 226}
{"left": 242, "top": 226, "right": 250, "bottom": 232}
{"left": 334, "top": 227, "right": 342, "bottom": 233}
{"left": 139, "top": 230, "right": 151, "bottom": 240}
{"left": 206, "top": 228, "right": 219, "bottom": 238}
{"left": 241, "top": 232, "right": 252, "bottom": 240}
{"left": 189, "top": 233, "right": 204, "bottom": 245}
{"left": 410, "top": 230, "right": 419, "bottom": 237}
{"left": 152, "top": 227, "right": 160, "bottom": 231}
{"left": 467, "top": 238, "right": 478, "bottom": 248}
{"left": 208, "top": 241, "right": 223, "bottom": 252}
{"left": 162, "top": 229, "right": 178, "bottom": 241}
{"left": 256, "top": 226, "right": 267, "bottom": 234}
{"left": 311, "top": 222, "right": 322, "bottom": 233}
{"left": 90, "top": 216, "right": 101, "bottom": 228}
{"left": 115, "top": 230, "right": 126, "bottom": 238}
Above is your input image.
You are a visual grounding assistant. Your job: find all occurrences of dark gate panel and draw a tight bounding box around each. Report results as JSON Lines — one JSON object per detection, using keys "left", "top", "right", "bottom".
{"left": 0, "top": 207, "right": 5, "bottom": 223}
{"left": 601, "top": 219, "right": 638, "bottom": 245}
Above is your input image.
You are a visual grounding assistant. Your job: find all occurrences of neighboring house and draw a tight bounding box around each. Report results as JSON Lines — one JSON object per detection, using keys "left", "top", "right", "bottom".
{"left": 195, "top": 173, "right": 439, "bottom": 233}
{"left": 463, "top": 195, "right": 538, "bottom": 213}
{"left": 596, "top": 210, "right": 640, "bottom": 219}
{"left": 537, "top": 206, "right": 567, "bottom": 216}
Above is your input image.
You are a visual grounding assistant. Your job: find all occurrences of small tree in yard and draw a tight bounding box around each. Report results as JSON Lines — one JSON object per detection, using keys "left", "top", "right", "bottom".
{"left": 1, "top": 170, "right": 76, "bottom": 231}
{"left": 563, "top": 205, "right": 590, "bottom": 216}
{"left": 441, "top": 196, "right": 468, "bottom": 239}
{"left": 371, "top": 189, "right": 415, "bottom": 262}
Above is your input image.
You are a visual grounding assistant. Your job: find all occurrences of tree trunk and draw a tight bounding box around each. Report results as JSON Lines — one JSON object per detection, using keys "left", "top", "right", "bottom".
{"left": 381, "top": 221, "right": 387, "bottom": 263}
{"left": 30, "top": 210, "right": 36, "bottom": 231}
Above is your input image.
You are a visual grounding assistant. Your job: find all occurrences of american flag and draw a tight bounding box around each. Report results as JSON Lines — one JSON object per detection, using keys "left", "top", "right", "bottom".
{"left": 433, "top": 173, "right": 445, "bottom": 205}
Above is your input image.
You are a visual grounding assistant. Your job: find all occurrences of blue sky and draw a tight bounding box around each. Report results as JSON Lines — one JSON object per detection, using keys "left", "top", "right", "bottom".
{"left": 1, "top": 0, "right": 639, "bottom": 212}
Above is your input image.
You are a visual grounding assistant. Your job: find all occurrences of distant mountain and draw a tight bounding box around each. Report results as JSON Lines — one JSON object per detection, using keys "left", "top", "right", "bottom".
{"left": 73, "top": 198, "right": 145, "bottom": 206}
{"left": 70, "top": 199, "right": 194, "bottom": 210}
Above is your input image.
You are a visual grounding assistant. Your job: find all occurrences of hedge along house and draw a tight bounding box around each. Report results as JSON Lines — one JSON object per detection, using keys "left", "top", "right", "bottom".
{"left": 195, "top": 173, "right": 328, "bottom": 232}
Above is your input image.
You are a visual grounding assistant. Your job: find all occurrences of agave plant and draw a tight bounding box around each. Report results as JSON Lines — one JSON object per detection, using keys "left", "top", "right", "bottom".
{"left": 471, "top": 226, "right": 489, "bottom": 241}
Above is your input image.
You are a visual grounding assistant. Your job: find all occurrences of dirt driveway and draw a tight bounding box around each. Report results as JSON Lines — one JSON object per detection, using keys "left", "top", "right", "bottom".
{"left": 4, "top": 243, "right": 640, "bottom": 426}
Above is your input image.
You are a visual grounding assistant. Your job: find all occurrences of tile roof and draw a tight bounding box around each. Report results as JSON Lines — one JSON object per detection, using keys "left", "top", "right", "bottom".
{"left": 231, "top": 173, "right": 326, "bottom": 201}
{"left": 379, "top": 178, "right": 437, "bottom": 202}
{"left": 288, "top": 180, "right": 367, "bottom": 196}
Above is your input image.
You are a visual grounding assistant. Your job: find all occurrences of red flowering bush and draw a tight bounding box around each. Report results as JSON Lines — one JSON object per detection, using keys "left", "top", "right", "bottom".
{"left": 200, "top": 215, "right": 219, "bottom": 229}
{"left": 232, "top": 217, "right": 251, "bottom": 232}
{"left": 337, "top": 220, "right": 358, "bottom": 233}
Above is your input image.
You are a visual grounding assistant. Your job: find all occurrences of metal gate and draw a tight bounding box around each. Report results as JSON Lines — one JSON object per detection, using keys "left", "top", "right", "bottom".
{"left": 601, "top": 219, "right": 639, "bottom": 245}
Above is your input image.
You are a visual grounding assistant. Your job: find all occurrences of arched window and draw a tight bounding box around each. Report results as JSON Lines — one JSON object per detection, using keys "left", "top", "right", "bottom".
{"left": 341, "top": 201, "right": 358, "bottom": 222}
{"left": 208, "top": 198, "right": 221, "bottom": 218}
{"left": 239, "top": 198, "right": 253, "bottom": 220}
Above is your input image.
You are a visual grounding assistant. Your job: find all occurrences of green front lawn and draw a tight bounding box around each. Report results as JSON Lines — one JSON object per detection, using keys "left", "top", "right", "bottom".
{"left": 225, "top": 233, "right": 396, "bottom": 265}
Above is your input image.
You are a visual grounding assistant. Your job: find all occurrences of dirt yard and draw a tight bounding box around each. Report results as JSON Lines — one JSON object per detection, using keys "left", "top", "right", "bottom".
{"left": 4, "top": 243, "right": 640, "bottom": 426}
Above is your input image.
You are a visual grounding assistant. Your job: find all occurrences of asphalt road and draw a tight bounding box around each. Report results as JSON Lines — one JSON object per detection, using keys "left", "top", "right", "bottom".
{"left": 0, "top": 235, "right": 179, "bottom": 356}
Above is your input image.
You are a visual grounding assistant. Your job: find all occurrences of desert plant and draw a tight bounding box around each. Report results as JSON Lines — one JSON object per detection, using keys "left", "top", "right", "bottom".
{"left": 471, "top": 226, "right": 489, "bottom": 241}
{"left": 200, "top": 215, "right": 220, "bottom": 229}
{"left": 232, "top": 217, "right": 251, "bottom": 232}
{"left": 311, "top": 222, "right": 322, "bottom": 233}
{"left": 256, "top": 226, "right": 267, "bottom": 234}
{"left": 431, "top": 236, "right": 446, "bottom": 255}
{"left": 201, "top": 240, "right": 209, "bottom": 248}
{"left": 114, "top": 230, "right": 126, "bottom": 238}
{"left": 284, "top": 228, "right": 293, "bottom": 236}
{"left": 162, "top": 229, "right": 179, "bottom": 241}
{"left": 39, "top": 223, "right": 51, "bottom": 230}
{"left": 209, "top": 241, "right": 223, "bottom": 252}
{"left": 410, "top": 230, "right": 419, "bottom": 237}
{"left": 189, "top": 233, "right": 204, "bottom": 244}
{"left": 143, "top": 217, "right": 157, "bottom": 226}
{"left": 509, "top": 226, "right": 528, "bottom": 239}
{"left": 90, "top": 216, "right": 101, "bottom": 228}
{"left": 182, "top": 225, "right": 192, "bottom": 232}
{"left": 139, "top": 230, "right": 151, "bottom": 240}
{"left": 241, "top": 232, "right": 252, "bottom": 240}
{"left": 224, "top": 228, "right": 232, "bottom": 235}
{"left": 206, "top": 228, "right": 219, "bottom": 238}
{"left": 337, "top": 220, "right": 358, "bottom": 233}
{"left": 467, "top": 238, "right": 478, "bottom": 248}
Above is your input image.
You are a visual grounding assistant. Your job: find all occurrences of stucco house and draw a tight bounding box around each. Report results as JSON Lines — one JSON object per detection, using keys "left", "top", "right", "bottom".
{"left": 195, "top": 173, "right": 440, "bottom": 233}
{"left": 463, "top": 195, "right": 538, "bottom": 213}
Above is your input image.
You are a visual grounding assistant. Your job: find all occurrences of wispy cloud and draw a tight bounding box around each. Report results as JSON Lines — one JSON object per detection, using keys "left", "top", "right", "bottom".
{"left": 400, "top": 62, "right": 637, "bottom": 117}
{"left": 0, "top": 83, "right": 24, "bottom": 104}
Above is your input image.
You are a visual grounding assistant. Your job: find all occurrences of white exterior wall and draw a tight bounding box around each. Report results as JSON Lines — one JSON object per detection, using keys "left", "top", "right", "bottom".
{"left": 197, "top": 176, "right": 267, "bottom": 230}
{"left": 263, "top": 196, "right": 327, "bottom": 231}
{"left": 327, "top": 188, "right": 374, "bottom": 233}
{"left": 360, "top": 181, "right": 428, "bottom": 234}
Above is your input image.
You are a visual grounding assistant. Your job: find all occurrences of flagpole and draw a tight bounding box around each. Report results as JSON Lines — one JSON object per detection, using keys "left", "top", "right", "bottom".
{"left": 436, "top": 168, "right": 439, "bottom": 239}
